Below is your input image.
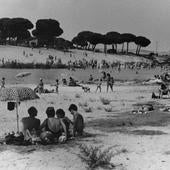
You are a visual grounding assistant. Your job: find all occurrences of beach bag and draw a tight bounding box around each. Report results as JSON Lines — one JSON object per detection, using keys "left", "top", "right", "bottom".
{"left": 7, "top": 102, "right": 15, "bottom": 111}
{"left": 40, "top": 131, "right": 54, "bottom": 144}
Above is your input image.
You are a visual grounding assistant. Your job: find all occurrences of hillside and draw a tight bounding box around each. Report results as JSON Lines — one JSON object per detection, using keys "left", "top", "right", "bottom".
{"left": 0, "top": 45, "right": 151, "bottom": 65}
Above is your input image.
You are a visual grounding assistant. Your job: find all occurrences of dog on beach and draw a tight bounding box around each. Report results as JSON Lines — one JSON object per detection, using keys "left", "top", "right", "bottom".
{"left": 82, "top": 86, "right": 90, "bottom": 93}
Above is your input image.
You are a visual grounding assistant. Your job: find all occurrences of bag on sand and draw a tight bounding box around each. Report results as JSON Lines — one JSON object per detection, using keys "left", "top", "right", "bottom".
{"left": 40, "top": 131, "right": 54, "bottom": 144}
{"left": 7, "top": 102, "right": 15, "bottom": 111}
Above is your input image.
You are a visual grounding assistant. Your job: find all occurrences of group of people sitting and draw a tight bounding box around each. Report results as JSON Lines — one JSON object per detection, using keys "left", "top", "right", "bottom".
{"left": 21, "top": 104, "right": 84, "bottom": 144}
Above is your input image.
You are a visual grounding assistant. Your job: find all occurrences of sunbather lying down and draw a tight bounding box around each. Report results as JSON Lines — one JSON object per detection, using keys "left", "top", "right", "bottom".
{"left": 34, "top": 86, "right": 54, "bottom": 93}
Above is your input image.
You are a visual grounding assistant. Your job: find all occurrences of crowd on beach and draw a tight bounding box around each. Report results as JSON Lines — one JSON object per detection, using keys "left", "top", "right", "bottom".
{"left": 32, "top": 71, "right": 115, "bottom": 95}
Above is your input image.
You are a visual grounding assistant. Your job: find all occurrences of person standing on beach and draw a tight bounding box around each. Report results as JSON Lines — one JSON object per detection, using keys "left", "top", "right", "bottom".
{"left": 96, "top": 78, "right": 102, "bottom": 93}
{"left": 38, "top": 78, "right": 44, "bottom": 94}
{"left": 55, "top": 79, "right": 59, "bottom": 93}
{"left": 106, "top": 73, "right": 113, "bottom": 92}
{"left": 110, "top": 76, "right": 114, "bottom": 92}
{"left": 1, "top": 77, "right": 5, "bottom": 88}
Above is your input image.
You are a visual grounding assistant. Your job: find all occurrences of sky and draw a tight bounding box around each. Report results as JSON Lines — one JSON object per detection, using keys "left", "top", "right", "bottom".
{"left": 0, "top": 0, "right": 170, "bottom": 52}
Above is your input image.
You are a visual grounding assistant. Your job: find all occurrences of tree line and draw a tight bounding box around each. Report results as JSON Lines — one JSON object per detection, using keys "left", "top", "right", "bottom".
{"left": 72, "top": 31, "right": 151, "bottom": 55}
{"left": 0, "top": 17, "right": 151, "bottom": 55}
{"left": 0, "top": 17, "right": 64, "bottom": 46}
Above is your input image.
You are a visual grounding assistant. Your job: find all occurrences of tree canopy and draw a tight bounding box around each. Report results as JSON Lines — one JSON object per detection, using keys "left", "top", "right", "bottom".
{"left": 32, "top": 19, "right": 63, "bottom": 46}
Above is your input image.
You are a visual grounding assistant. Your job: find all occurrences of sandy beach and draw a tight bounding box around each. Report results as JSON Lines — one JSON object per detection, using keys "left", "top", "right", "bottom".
{"left": 0, "top": 82, "right": 170, "bottom": 170}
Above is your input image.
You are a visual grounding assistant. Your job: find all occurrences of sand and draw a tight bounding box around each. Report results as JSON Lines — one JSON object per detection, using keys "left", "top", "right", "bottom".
{"left": 0, "top": 83, "right": 169, "bottom": 170}
{"left": 0, "top": 46, "right": 169, "bottom": 170}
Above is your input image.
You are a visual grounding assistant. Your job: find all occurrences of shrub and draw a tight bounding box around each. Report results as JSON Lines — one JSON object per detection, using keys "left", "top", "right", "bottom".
{"left": 75, "top": 93, "right": 81, "bottom": 98}
{"left": 100, "top": 97, "right": 111, "bottom": 105}
{"left": 83, "top": 107, "right": 92, "bottom": 113}
{"left": 79, "top": 102, "right": 88, "bottom": 107}
{"left": 96, "top": 106, "right": 103, "bottom": 110}
{"left": 104, "top": 107, "right": 113, "bottom": 112}
{"left": 79, "top": 144, "right": 115, "bottom": 169}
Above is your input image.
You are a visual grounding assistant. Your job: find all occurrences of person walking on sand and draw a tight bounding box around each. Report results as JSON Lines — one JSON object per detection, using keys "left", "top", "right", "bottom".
{"left": 110, "top": 76, "right": 114, "bottom": 92}
{"left": 1, "top": 77, "right": 5, "bottom": 88}
{"left": 106, "top": 73, "right": 111, "bottom": 92}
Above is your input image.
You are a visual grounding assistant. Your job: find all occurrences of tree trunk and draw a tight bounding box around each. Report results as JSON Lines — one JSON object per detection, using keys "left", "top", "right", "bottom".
{"left": 93, "top": 44, "right": 96, "bottom": 51}
{"left": 136, "top": 45, "right": 139, "bottom": 55}
{"left": 115, "top": 44, "right": 117, "bottom": 53}
{"left": 138, "top": 46, "right": 141, "bottom": 55}
{"left": 112, "top": 44, "right": 115, "bottom": 51}
{"left": 126, "top": 42, "right": 129, "bottom": 54}
{"left": 87, "top": 43, "right": 91, "bottom": 50}
{"left": 104, "top": 44, "right": 107, "bottom": 54}
{"left": 121, "top": 43, "right": 124, "bottom": 53}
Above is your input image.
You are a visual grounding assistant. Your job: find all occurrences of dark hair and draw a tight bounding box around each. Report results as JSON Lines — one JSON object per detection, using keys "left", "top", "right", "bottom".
{"left": 28, "top": 106, "right": 37, "bottom": 117}
{"left": 68, "top": 104, "right": 78, "bottom": 112}
{"left": 107, "top": 73, "right": 110, "bottom": 77}
{"left": 46, "top": 107, "right": 55, "bottom": 117}
{"left": 56, "top": 109, "right": 65, "bottom": 118}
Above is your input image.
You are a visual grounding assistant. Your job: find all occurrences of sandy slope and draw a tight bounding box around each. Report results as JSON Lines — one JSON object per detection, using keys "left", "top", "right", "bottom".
{"left": 0, "top": 45, "right": 150, "bottom": 64}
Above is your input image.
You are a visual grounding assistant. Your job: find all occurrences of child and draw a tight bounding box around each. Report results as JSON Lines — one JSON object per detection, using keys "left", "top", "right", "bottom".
{"left": 96, "top": 78, "right": 102, "bottom": 93}
{"left": 68, "top": 104, "right": 84, "bottom": 137}
{"left": 56, "top": 109, "right": 72, "bottom": 138}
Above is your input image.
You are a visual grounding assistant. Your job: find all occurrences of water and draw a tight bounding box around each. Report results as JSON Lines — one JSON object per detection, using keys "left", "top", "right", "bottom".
{"left": 0, "top": 67, "right": 165, "bottom": 85}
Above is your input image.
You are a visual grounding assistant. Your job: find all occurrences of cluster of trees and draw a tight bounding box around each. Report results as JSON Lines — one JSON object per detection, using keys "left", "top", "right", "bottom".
{"left": 72, "top": 31, "right": 151, "bottom": 55}
{"left": 0, "top": 18, "right": 33, "bottom": 43}
{"left": 0, "top": 17, "right": 151, "bottom": 55}
{"left": 0, "top": 17, "right": 65, "bottom": 47}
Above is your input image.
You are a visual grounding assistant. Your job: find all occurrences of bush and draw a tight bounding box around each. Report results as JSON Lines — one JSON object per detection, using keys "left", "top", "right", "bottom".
{"left": 79, "top": 102, "right": 88, "bottom": 107}
{"left": 79, "top": 144, "right": 115, "bottom": 169}
{"left": 75, "top": 93, "right": 81, "bottom": 98}
{"left": 83, "top": 107, "right": 92, "bottom": 113}
{"left": 100, "top": 97, "right": 111, "bottom": 105}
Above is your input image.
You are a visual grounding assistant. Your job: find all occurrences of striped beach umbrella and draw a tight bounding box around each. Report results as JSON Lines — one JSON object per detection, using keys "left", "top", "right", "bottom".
{"left": 0, "top": 87, "right": 39, "bottom": 132}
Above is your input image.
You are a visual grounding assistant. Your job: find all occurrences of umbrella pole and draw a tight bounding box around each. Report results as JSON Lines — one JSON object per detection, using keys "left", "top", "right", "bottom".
{"left": 16, "top": 102, "right": 19, "bottom": 132}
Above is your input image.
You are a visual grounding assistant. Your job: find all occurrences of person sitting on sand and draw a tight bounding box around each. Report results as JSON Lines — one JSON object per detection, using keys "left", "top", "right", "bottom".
{"left": 68, "top": 104, "right": 84, "bottom": 137}
{"left": 89, "top": 74, "right": 93, "bottom": 82}
{"left": 69, "top": 77, "right": 76, "bottom": 86}
{"left": 62, "top": 78, "right": 67, "bottom": 85}
{"left": 40, "top": 107, "right": 67, "bottom": 142}
{"left": 21, "top": 107, "right": 40, "bottom": 140}
{"left": 56, "top": 109, "right": 72, "bottom": 138}
{"left": 1, "top": 77, "right": 5, "bottom": 88}
{"left": 159, "top": 82, "right": 169, "bottom": 98}
{"left": 96, "top": 78, "right": 102, "bottom": 93}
